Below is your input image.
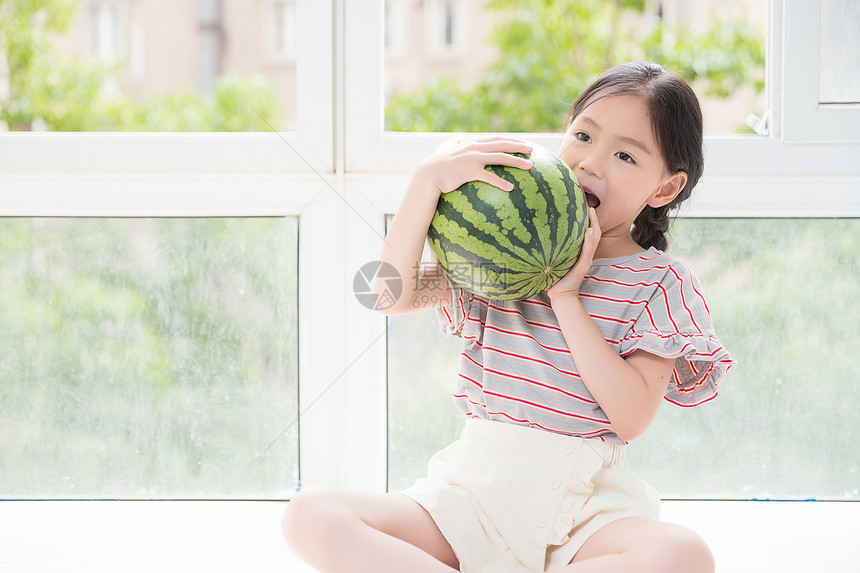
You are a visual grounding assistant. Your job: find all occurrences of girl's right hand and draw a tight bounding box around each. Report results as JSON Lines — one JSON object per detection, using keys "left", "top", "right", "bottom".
{"left": 546, "top": 207, "right": 601, "bottom": 301}
{"left": 415, "top": 136, "right": 535, "bottom": 195}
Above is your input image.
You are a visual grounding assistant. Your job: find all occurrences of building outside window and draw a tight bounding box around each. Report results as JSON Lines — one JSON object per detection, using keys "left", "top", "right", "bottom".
{"left": 425, "top": 0, "right": 466, "bottom": 59}
{"left": 266, "top": 0, "right": 297, "bottom": 62}
{"left": 89, "top": 1, "right": 120, "bottom": 61}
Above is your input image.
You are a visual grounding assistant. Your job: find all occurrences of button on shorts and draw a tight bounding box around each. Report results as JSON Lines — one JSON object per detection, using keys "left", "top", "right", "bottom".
{"left": 399, "top": 418, "right": 661, "bottom": 573}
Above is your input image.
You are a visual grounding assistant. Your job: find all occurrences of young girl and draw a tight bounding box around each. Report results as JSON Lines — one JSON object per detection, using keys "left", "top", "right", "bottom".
{"left": 282, "top": 62, "right": 734, "bottom": 573}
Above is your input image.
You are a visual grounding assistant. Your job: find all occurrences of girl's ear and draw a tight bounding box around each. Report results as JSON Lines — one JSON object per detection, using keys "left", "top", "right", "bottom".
{"left": 648, "top": 171, "right": 688, "bottom": 208}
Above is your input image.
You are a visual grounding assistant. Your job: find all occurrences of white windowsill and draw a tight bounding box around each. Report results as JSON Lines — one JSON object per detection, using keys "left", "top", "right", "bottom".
{"left": 0, "top": 500, "right": 856, "bottom": 572}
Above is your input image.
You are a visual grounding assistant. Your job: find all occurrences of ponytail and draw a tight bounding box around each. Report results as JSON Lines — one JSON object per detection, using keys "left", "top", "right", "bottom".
{"left": 632, "top": 205, "right": 671, "bottom": 251}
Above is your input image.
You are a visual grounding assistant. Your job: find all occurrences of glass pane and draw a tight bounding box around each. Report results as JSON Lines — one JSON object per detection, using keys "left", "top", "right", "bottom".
{"left": 387, "top": 311, "right": 465, "bottom": 492}
{"left": 0, "top": 218, "right": 299, "bottom": 499}
{"left": 0, "top": 1, "right": 295, "bottom": 132}
{"left": 387, "top": 219, "right": 860, "bottom": 500}
{"left": 384, "top": 0, "right": 767, "bottom": 134}
{"left": 819, "top": 0, "right": 860, "bottom": 104}
{"left": 628, "top": 219, "right": 860, "bottom": 500}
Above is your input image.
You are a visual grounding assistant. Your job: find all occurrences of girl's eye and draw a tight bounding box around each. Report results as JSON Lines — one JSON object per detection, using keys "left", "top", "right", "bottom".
{"left": 616, "top": 151, "right": 635, "bottom": 164}
{"left": 575, "top": 131, "right": 591, "bottom": 143}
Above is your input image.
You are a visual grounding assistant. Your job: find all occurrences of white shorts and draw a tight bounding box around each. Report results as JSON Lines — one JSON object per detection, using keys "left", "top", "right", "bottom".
{"left": 399, "top": 418, "right": 661, "bottom": 573}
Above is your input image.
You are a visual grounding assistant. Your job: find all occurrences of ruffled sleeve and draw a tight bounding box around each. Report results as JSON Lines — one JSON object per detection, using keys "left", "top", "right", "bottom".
{"left": 435, "top": 274, "right": 472, "bottom": 337}
{"left": 618, "top": 259, "right": 735, "bottom": 407}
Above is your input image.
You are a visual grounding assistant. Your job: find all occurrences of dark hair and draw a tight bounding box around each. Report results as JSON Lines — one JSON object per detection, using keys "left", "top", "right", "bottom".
{"left": 567, "top": 62, "right": 704, "bottom": 251}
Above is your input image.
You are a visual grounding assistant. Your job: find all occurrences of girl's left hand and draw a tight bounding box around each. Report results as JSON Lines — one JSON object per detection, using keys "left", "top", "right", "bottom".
{"left": 547, "top": 207, "right": 601, "bottom": 300}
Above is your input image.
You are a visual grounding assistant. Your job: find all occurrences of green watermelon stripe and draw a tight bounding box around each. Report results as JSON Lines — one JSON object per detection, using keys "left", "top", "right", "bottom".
{"left": 429, "top": 210, "right": 519, "bottom": 266}
{"left": 428, "top": 227, "right": 511, "bottom": 275}
{"left": 429, "top": 231, "right": 552, "bottom": 297}
{"left": 439, "top": 262, "right": 542, "bottom": 299}
{"left": 502, "top": 168, "right": 548, "bottom": 266}
{"left": 434, "top": 192, "right": 541, "bottom": 267}
{"left": 429, "top": 229, "right": 543, "bottom": 278}
{"left": 504, "top": 201, "right": 544, "bottom": 267}
{"left": 537, "top": 158, "right": 580, "bottom": 267}
{"left": 547, "top": 161, "right": 576, "bottom": 264}
{"left": 473, "top": 171, "right": 539, "bottom": 253}
{"left": 456, "top": 274, "right": 539, "bottom": 296}
{"left": 524, "top": 161, "right": 564, "bottom": 266}
{"left": 459, "top": 183, "right": 540, "bottom": 259}
{"left": 514, "top": 167, "right": 556, "bottom": 266}
{"left": 554, "top": 161, "right": 586, "bottom": 263}
{"left": 466, "top": 269, "right": 546, "bottom": 290}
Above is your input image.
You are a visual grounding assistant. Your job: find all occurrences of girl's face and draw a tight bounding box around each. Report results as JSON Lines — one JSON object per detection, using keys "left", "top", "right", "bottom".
{"left": 558, "top": 94, "right": 685, "bottom": 248}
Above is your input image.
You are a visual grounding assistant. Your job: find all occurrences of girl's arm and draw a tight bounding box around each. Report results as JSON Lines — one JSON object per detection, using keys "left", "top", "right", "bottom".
{"left": 547, "top": 210, "right": 674, "bottom": 442}
{"left": 374, "top": 137, "right": 533, "bottom": 316}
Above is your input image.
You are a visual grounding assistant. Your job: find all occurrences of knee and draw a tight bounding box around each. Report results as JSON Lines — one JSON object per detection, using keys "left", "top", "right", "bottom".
{"left": 642, "top": 524, "right": 715, "bottom": 573}
{"left": 281, "top": 486, "right": 346, "bottom": 551}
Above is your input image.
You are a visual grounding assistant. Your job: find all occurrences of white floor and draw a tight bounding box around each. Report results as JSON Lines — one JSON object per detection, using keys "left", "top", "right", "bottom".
{"left": 0, "top": 500, "right": 857, "bottom": 572}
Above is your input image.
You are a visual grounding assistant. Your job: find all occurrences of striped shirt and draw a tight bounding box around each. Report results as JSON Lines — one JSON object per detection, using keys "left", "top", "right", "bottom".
{"left": 437, "top": 247, "right": 735, "bottom": 445}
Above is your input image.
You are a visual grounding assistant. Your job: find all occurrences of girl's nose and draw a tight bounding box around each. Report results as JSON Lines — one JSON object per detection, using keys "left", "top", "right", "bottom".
{"left": 578, "top": 155, "right": 601, "bottom": 178}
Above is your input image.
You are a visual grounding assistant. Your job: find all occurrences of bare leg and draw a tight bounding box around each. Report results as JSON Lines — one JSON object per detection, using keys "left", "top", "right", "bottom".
{"left": 549, "top": 517, "right": 715, "bottom": 573}
{"left": 282, "top": 486, "right": 459, "bottom": 573}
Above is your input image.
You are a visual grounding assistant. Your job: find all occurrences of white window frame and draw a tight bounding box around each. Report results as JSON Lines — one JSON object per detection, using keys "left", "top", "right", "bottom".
{"left": 344, "top": 0, "right": 860, "bottom": 492}
{"left": 781, "top": 0, "right": 860, "bottom": 143}
{"left": 347, "top": 0, "right": 860, "bottom": 222}
{"left": 0, "top": 2, "right": 858, "bottom": 567}
{"left": 0, "top": 0, "right": 391, "bottom": 496}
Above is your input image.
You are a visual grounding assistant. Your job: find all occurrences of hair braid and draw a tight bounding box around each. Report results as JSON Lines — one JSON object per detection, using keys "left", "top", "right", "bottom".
{"left": 632, "top": 205, "right": 671, "bottom": 251}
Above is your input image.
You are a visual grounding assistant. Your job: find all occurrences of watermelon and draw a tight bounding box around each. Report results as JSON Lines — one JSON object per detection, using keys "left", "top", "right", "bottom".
{"left": 427, "top": 143, "right": 587, "bottom": 301}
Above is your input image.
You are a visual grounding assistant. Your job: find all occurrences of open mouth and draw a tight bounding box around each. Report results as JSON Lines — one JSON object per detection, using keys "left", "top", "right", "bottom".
{"left": 583, "top": 190, "right": 601, "bottom": 209}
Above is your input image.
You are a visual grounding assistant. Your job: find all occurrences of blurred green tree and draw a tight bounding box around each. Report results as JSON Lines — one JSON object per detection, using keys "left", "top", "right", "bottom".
{"left": 385, "top": 0, "right": 765, "bottom": 132}
{"left": 0, "top": 0, "right": 281, "bottom": 131}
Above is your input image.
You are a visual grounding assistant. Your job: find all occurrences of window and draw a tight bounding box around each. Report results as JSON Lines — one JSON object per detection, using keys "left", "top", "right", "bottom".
{"left": 781, "top": 0, "right": 860, "bottom": 142}
{"left": 0, "top": 2, "right": 335, "bottom": 504}
{"left": 367, "top": 0, "right": 860, "bottom": 500}
{"left": 0, "top": 217, "right": 300, "bottom": 499}
{"left": 388, "top": 219, "right": 860, "bottom": 499}
{"left": 0, "top": 1, "right": 858, "bottom": 567}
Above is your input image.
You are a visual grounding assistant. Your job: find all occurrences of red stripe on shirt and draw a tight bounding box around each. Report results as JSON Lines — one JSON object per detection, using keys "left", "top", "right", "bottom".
{"left": 585, "top": 274, "right": 680, "bottom": 332}
{"left": 460, "top": 351, "right": 597, "bottom": 405}
{"left": 455, "top": 375, "right": 608, "bottom": 424}
{"left": 466, "top": 318, "right": 571, "bottom": 354}
{"left": 481, "top": 389, "right": 610, "bottom": 424}
{"left": 478, "top": 344, "right": 588, "bottom": 385}
{"left": 664, "top": 391, "right": 719, "bottom": 408}
{"left": 579, "top": 292, "right": 649, "bottom": 306}
{"left": 519, "top": 298, "right": 553, "bottom": 309}
{"left": 454, "top": 395, "right": 612, "bottom": 435}
{"left": 667, "top": 265, "right": 702, "bottom": 333}
{"left": 610, "top": 263, "right": 671, "bottom": 273}
{"left": 589, "top": 313, "right": 637, "bottom": 327}
{"left": 483, "top": 300, "right": 563, "bottom": 332}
